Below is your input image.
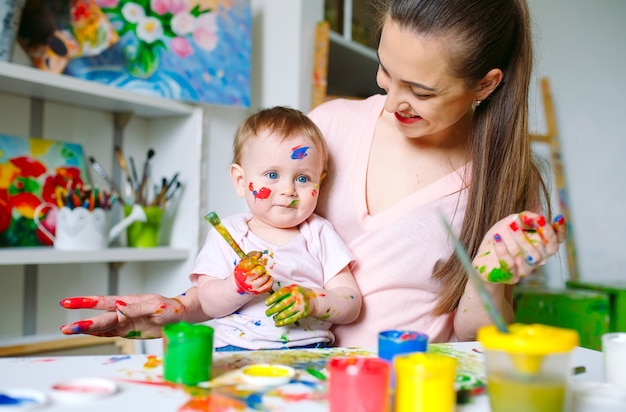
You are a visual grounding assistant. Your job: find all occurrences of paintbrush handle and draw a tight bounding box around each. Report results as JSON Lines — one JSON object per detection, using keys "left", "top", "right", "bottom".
{"left": 441, "top": 216, "right": 509, "bottom": 334}
{"left": 204, "top": 212, "right": 247, "bottom": 260}
{"left": 89, "top": 157, "right": 125, "bottom": 205}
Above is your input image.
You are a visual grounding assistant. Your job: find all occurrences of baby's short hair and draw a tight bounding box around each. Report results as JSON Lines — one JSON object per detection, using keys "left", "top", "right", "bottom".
{"left": 232, "top": 106, "right": 328, "bottom": 171}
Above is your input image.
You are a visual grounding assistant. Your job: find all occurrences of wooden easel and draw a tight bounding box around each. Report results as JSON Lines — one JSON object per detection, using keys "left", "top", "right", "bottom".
{"left": 311, "top": 20, "right": 330, "bottom": 109}
{"left": 530, "top": 77, "right": 580, "bottom": 281}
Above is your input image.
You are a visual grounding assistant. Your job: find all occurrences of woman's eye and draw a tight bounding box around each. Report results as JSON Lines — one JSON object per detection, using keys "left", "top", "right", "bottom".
{"left": 267, "top": 171, "right": 278, "bottom": 179}
{"left": 296, "top": 175, "right": 309, "bottom": 183}
{"left": 412, "top": 90, "right": 434, "bottom": 99}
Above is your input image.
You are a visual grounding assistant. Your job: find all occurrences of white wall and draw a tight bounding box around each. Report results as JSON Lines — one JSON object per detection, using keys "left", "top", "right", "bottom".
{"left": 528, "top": 0, "right": 626, "bottom": 286}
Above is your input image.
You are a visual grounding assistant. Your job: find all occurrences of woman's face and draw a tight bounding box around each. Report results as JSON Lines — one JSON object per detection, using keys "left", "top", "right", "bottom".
{"left": 376, "top": 17, "right": 478, "bottom": 141}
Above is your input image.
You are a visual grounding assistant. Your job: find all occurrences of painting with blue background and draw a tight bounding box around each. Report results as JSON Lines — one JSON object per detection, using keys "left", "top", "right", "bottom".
{"left": 64, "top": 0, "right": 251, "bottom": 107}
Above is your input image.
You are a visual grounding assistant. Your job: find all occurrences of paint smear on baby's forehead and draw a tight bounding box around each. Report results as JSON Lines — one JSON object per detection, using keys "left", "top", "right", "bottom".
{"left": 291, "top": 145, "right": 309, "bottom": 159}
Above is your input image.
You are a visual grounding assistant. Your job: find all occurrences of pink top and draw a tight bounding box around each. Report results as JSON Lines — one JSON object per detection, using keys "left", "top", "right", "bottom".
{"left": 308, "top": 95, "right": 469, "bottom": 347}
{"left": 190, "top": 213, "right": 353, "bottom": 349}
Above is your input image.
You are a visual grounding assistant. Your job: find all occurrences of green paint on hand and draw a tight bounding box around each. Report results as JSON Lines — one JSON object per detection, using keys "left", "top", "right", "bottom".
{"left": 487, "top": 261, "right": 513, "bottom": 283}
{"left": 124, "top": 330, "right": 141, "bottom": 339}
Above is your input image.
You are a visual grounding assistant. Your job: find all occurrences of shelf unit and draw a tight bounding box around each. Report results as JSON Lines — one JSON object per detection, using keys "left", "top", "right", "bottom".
{"left": 0, "top": 61, "right": 205, "bottom": 348}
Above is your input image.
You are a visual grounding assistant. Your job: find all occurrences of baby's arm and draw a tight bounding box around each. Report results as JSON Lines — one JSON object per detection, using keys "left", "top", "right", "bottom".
{"left": 265, "top": 266, "right": 362, "bottom": 327}
{"left": 196, "top": 251, "right": 273, "bottom": 318}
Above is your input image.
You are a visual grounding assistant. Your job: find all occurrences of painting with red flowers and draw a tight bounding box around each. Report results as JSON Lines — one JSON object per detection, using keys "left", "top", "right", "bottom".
{"left": 0, "top": 134, "right": 89, "bottom": 247}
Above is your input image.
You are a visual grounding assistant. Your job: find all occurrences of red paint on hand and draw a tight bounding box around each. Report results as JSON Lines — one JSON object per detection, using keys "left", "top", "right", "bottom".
{"left": 60, "top": 297, "right": 99, "bottom": 309}
{"left": 61, "top": 320, "right": 94, "bottom": 335}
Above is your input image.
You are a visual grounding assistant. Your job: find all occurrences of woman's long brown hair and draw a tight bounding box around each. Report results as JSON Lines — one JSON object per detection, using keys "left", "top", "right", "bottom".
{"left": 379, "top": 0, "right": 551, "bottom": 315}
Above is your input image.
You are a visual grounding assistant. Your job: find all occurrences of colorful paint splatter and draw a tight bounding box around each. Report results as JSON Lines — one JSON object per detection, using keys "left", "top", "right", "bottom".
{"left": 248, "top": 183, "right": 271, "bottom": 200}
{"left": 290, "top": 146, "right": 309, "bottom": 160}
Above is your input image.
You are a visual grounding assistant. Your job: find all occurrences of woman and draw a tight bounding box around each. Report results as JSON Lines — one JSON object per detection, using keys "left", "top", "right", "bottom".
{"left": 60, "top": 0, "right": 566, "bottom": 347}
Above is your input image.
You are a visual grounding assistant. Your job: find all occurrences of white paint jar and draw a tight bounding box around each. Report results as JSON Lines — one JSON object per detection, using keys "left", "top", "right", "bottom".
{"left": 602, "top": 332, "right": 626, "bottom": 389}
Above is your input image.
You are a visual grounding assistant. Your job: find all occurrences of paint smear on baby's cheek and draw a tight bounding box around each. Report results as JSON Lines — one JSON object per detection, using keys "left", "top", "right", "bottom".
{"left": 249, "top": 182, "right": 271, "bottom": 200}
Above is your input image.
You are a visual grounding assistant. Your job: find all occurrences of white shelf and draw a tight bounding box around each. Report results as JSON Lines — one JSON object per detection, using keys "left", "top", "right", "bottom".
{"left": 0, "top": 61, "right": 195, "bottom": 118}
{"left": 0, "top": 247, "right": 189, "bottom": 265}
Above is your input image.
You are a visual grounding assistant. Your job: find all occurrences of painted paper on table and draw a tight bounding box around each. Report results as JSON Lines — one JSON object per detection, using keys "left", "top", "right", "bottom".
{"left": 0, "top": 134, "right": 89, "bottom": 247}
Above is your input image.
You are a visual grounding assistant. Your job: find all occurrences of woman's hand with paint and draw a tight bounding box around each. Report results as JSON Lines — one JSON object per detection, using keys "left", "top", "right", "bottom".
{"left": 472, "top": 211, "right": 567, "bottom": 284}
{"left": 265, "top": 285, "right": 317, "bottom": 326}
{"left": 234, "top": 251, "right": 273, "bottom": 294}
{"left": 59, "top": 294, "right": 187, "bottom": 339}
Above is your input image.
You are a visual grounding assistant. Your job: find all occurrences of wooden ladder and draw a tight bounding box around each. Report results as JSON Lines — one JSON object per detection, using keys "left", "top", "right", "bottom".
{"left": 530, "top": 77, "right": 579, "bottom": 281}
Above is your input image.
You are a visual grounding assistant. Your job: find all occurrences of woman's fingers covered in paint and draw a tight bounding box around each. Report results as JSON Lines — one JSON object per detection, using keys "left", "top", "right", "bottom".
{"left": 233, "top": 251, "right": 273, "bottom": 294}
{"left": 60, "top": 295, "right": 120, "bottom": 311}
{"left": 473, "top": 211, "right": 567, "bottom": 284}
{"left": 552, "top": 214, "right": 568, "bottom": 244}
{"left": 473, "top": 231, "right": 519, "bottom": 284}
{"left": 59, "top": 294, "right": 185, "bottom": 339}
{"left": 265, "top": 285, "right": 314, "bottom": 326}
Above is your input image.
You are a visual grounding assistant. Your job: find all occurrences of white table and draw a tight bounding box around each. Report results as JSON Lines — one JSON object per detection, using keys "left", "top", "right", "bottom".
{"left": 0, "top": 342, "right": 603, "bottom": 411}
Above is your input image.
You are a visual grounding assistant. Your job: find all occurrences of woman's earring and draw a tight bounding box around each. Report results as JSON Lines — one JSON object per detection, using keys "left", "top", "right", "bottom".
{"left": 475, "top": 99, "right": 482, "bottom": 107}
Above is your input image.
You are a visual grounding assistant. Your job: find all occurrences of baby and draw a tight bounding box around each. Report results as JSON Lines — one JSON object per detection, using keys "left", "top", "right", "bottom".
{"left": 191, "top": 106, "right": 362, "bottom": 350}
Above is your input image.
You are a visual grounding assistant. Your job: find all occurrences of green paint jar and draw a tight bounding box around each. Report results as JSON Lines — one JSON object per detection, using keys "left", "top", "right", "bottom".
{"left": 163, "top": 322, "right": 214, "bottom": 385}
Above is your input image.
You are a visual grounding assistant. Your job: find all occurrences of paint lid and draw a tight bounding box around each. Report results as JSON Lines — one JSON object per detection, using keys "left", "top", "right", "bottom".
{"left": 241, "top": 364, "right": 295, "bottom": 386}
{"left": 50, "top": 378, "right": 117, "bottom": 403}
{"left": 378, "top": 330, "right": 428, "bottom": 361}
{"left": 394, "top": 352, "right": 458, "bottom": 376}
{"left": 0, "top": 388, "right": 48, "bottom": 409}
{"left": 477, "top": 323, "right": 579, "bottom": 354}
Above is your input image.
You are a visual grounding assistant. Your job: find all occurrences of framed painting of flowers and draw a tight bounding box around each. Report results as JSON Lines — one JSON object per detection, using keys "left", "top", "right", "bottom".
{"left": 19, "top": 0, "right": 252, "bottom": 107}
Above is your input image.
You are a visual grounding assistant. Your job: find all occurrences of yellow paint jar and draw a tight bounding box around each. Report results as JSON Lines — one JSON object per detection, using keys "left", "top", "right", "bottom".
{"left": 394, "top": 352, "right": 457, "bottom": 412}
{"left": 478, "top": 323, "right": 579, "bottom": 412}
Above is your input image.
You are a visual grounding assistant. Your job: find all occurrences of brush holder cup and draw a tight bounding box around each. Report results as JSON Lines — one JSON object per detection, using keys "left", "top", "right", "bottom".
{"left": 124, "top": 204, "right": 163, "bottom": 247}
{"left": 478, "top": 323, "right": 579, "bottom": 412}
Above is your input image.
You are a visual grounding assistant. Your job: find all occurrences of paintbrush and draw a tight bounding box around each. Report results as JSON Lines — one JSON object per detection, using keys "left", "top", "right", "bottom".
{"left": 204, "top": 211, "right": 247, "bottom": 259}
{"left": 129, "top": 156, "right": 139, "bottom": 193}
{"left": 440, "top": 215, "right": 509, "bottom": 333}
{"left": 136, "top": 148, "right": 155, "bottom": 205}
{"left": 88, "top": 156, "right": 126, "bottom": 205}
{"left": 114, "top": 146, "right": 135, "bottom": 200}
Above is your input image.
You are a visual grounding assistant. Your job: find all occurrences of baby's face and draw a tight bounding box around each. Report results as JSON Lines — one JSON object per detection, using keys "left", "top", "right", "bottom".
{"left": 238, "top": 131, "right": 325, "bottom": 229}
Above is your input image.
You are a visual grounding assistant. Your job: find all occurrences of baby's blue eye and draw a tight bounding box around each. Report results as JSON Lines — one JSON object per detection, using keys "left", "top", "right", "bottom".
{"left": 267, "top": 171, "right": 278, "bottom": 179}
{"left": 296, "top": 175, "right": 309, "bottom": 183}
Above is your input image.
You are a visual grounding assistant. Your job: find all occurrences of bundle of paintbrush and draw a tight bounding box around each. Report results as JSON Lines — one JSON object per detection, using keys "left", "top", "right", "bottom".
{"left": 112, "top": 146, "right": 181, "bottom": 208}
{"left": 53, "top": 184, "right": 118, "bottom": 211}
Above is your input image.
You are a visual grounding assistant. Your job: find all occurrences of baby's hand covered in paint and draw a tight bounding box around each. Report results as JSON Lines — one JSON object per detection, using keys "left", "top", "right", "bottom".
{"left": 59, "top": 294, "right": 186, "bottom": 339}
{"left": 234, "top": 251, "right": 273, "bottom": 294}
{"left": 473, "top": 212, "right": 567, "bottom": 284}
{"left": 265, "top": 285, "right": 316, "bottom": 326}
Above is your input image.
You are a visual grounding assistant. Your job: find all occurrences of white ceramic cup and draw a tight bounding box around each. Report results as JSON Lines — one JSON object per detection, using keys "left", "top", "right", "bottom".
{"left": 602, "top": 332, "right": 626, "bottom": 389}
